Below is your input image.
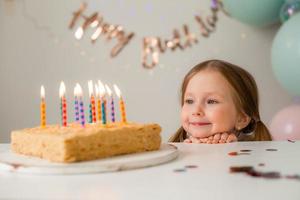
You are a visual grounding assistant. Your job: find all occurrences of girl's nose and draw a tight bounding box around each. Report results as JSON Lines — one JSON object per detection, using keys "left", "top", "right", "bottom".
{"left": 192, "top": 107, "right": 204, "bottom": 116}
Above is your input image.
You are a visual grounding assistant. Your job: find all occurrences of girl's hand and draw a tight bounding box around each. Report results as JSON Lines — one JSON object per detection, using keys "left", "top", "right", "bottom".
{"left": 186, "top": 132, "right": 237, "bottom": 144}
{"left": 206, "top": 132, "right": 237, "bottom": 144}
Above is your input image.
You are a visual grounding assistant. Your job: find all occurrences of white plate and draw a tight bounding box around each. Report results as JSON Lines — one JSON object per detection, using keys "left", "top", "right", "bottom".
{"left": 0, "top": 144, "right": 178, "bottom": 175}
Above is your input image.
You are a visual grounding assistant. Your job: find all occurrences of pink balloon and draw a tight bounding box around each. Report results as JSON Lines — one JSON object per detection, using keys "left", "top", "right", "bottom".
{"left": 270, "top": 105, "right": 300, "bottom": 140}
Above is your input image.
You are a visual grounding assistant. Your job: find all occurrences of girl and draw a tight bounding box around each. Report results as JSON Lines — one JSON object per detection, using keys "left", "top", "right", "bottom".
{"left": 169, "top": 59, "right": 272, "bottom": 143}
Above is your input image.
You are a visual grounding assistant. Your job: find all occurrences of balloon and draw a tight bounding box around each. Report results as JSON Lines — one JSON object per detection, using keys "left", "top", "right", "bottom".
{"left": 223, "top": 0, "right": 284, "bottom": 27}
{"left": 270, "top": 105, "right": 300, "bottom": 140}
{"left": 279, "top": 0, "right": 300, "bottom": 23}
{"left": 271, "top": 13, "right": 300, "bottom": 96}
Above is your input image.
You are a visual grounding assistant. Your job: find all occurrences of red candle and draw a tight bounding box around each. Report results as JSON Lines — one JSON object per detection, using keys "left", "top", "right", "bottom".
{"left": 59, "top": 81, "right": 67, "bottom": 127}
{"left": 40, "top": 85, "right": 46, "bottom": 127}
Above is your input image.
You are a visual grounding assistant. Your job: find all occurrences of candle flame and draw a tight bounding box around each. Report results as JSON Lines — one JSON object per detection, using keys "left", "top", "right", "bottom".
{"left": 59, "top": 81, "right": 66, "bottom": 98}
{"left": 74, "top": 84, "right": 80, "bottom": 96}
{"left": 98, "top": 80, "right": 106, "bottom": 98}
{"left": 76, "top": 83, "right": 83, "bottom": 97}
{"left": 41, "top": 85, "right": 45, "bottom": 99}
{"left": 88, "top": 80, "right": 94, "bottom": 97}
{"left": 113, "top": 84, "right": 122, "bottom": 98}
{"left": 95, "top": 84, "right": 99, "bottom": 98}
{"left": 105, "top": 84, "right": 112, "bottom": 96}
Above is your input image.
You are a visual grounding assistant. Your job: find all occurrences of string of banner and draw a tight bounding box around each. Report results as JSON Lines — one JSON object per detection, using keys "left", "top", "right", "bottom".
{"left": 69, "top": 0, "right": 228, "bottom": 69}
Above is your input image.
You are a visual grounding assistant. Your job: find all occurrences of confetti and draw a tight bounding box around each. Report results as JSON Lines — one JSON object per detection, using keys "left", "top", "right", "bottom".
{"left": 266, "top": 148, "right": 278, "bottom": 151}
{"left": 228, "top": 151, "right": 238, "bottom": 156}
{"left": 230, "top": 166, "right": 300, "bottom": 181}
{"left": 258, "top": 163, "right": 265, "bottom": 167}
{"left": 285, "top": 174, "right": 300, "bottom": 180}
{"left": 185, "top": 165, "right": 198, "bottom": 169}
{"left": 173, "top": 169, "right": 186, "bottom": 173}
{"left": 228, "top": 151, "right": 250, "bottom": 156}
{"left": 230, "top": 166, "right": 253, "bottom": 173}
{"left": 287, "top": 139, "right": 296, "bottom": 143}
{"left": 240, "top": 149, "right": 252, "bottom": 152}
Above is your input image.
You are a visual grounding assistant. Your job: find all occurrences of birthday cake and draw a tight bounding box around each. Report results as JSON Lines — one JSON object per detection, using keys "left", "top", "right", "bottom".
{"left": 11, "top": 122, "right": 161, "bottom": 163}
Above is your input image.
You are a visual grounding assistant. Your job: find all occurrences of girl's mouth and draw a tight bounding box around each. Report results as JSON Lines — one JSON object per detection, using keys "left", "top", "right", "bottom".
{"left": 190, "top": 122, "right": 211, "bottom": 126}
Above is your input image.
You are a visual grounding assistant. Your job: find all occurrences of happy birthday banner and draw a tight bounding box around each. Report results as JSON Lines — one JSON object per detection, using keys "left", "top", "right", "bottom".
{"left": 69, "top": 1, "right": 227, "bottom": 69}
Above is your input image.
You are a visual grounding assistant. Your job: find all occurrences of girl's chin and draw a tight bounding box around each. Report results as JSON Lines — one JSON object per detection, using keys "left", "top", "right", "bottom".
{"left": 189, "top": 131, "right": 213, "bottom": 138}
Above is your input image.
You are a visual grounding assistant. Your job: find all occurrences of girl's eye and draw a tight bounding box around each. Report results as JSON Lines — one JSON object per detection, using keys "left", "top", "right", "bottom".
{"left": 184, "top": 99, "right": 194, "bottom": 104}
{"left": 207, "top": 99, "right": 218, "bottom": 104}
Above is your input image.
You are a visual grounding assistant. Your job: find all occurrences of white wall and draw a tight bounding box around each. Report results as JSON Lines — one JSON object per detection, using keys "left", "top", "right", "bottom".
{"left": 0, "top": 0, "right": 292, "bottom": 143}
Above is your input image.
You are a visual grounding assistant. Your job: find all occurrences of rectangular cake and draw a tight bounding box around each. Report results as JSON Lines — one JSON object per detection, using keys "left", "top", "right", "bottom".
{"left": 11, "top": 122, "right": 161, "bottom": 163}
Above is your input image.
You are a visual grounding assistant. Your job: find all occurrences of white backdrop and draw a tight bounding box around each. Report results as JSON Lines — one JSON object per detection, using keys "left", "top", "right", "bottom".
{"left": 0, "top": 0, "right": 292, "bottom": 142}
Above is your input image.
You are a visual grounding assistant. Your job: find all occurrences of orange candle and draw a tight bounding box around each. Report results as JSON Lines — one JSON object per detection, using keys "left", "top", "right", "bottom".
{"left": 113, "top": 84, "right": 127, "bottom": 123}
{"left": 40, "top": 85, "right": 46, "bottom": 127}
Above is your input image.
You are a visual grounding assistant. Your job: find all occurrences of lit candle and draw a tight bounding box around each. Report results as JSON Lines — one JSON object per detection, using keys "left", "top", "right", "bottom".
{"left": 74, "top": 84, "right": 80, "bottom": 123}
{"left": 88, "top": 80, "right": 96, "bottom": 123}
{"left": 59, "top": 81, "right": 67, "bottom": 127}
{"left": 77, "top": 84, "right": 85, "bottom": 127}
{"left": 40, "top": 85, "right": 46, "bottom": 127}
{"left": 105, "top": 84, "right": 115, "bottom": 123}
{"left": 95, "top": 84, "right": 102, "bottom": 122}
{"left": 98, "top": 80, "right": 106, "bottom": 125}
{"left": 113, "top": 84, "right": 127, "bottom": 123}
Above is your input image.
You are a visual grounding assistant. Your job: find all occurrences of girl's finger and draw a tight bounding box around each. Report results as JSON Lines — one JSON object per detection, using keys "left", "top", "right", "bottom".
{"left": 184, "top": 138, "right": 192, "bottom": 143}
{"left": 220, "top": 132, "right": 229, "bottom": 141}
{"left": 190, "top": 136, "right": 201, "bottom": 143}
{"left": 199, "top": 138, "right": 208, "bottom": 143}
{"left": 219, "top": 139, "right": 226, "bottom": 144}
{"left": 212, "top": 140, "right": 219, "bottom": 144}
{"left": 226, "top": 133, "right": 238, "bottom": 143}
{"left": 213, "top": 133, "right": 221, "bottom": 141}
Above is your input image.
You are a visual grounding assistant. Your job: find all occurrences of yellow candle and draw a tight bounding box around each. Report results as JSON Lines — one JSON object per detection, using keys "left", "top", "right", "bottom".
{"left": 40, "top": 85, "right": 46, "bottom": 127}
{"left": 113, "top": 84, "right": 127, "bottom": 123}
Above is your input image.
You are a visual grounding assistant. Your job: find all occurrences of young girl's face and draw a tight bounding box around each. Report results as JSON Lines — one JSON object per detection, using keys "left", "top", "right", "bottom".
{"left": 181, "top": 69, "right": 240, "bottom": 138}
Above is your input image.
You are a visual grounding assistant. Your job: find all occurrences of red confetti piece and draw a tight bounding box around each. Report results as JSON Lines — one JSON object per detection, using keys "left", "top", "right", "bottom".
{"left": 228, "top": 151, "right": 238, "bottom": 156}
{"left": 185, "top": 165, "right": 198, "bottom": 169}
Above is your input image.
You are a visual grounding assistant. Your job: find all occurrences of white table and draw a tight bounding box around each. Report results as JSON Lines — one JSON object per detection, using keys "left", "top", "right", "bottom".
{"left": 0, "top": 141, "right": 300, "bottom": 200}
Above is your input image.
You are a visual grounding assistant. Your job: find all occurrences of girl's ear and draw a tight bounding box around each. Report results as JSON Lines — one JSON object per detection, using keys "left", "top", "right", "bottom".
{"left": 235, "top": 112, "right": 251, "bottom": 131}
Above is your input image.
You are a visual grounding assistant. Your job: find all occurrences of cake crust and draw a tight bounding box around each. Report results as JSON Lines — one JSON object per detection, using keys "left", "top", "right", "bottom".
{"left": 11, "top": 123, "right": 161, "bottom": 163}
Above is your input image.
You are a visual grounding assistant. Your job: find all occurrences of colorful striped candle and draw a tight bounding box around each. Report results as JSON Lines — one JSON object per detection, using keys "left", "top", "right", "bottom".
{"left": 105, "top": 85, "right": 115, "bottom": 123}
{"left": 113, "top": 84, "right": 127, "bottom": 123}
{"left": 40, "top": 85, "right": 46, "bottom": 127}
{"left": 98, "top": 80, "right": 106, "bottom": 125}
{"left": 95, "top": 84, "right": 102, "bottom": 122}
{"left": 74, "top": 84, "right": 80, "bottom": 123}
{"left": 59, "top": 81, "right": 67, "bottom": 127}
{"left": 88, "top": 80, "right": 96, "bottom": 123}
{"left": 101, "top": 99, "right": 106, "bottom": 125}
{"left": 77, "top": 84, "right": 85, "bottom": 127}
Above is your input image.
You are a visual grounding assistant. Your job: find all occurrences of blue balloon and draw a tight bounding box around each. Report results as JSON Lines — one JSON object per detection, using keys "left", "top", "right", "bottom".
{"left": 271, "top": 13, "right": 300, "bottom": 96}
{"left": 223, "top": 0, "right": 285, "bottom": 27}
